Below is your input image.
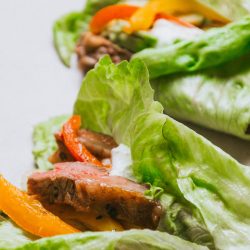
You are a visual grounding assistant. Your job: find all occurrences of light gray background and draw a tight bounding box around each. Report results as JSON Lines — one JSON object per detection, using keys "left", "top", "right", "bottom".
{"left": 0, "top": 0, "right": 249, "bottom": 187}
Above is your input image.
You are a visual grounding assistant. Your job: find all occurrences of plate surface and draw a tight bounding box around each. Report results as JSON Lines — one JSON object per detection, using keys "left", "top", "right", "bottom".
{"left": 0, "top": 0, "right": 249, "bottom": 188}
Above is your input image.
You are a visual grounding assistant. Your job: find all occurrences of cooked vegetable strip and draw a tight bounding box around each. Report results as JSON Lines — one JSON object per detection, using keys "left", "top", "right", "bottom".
{"left": 90, "top": 5, "right": 139, "bottom": 34}
{"left": 0, "top": 175, "right": 79, "bottom": 237}
{"left": 125, "top": 0, "right": 230, "bottom": 33}
{"left": 62, "top": 115, "right": 103, "bottom": 166}
{"left": 90, "top": 3, "right": 196, "bottom": 35}
{"left": 124, "top": 1, "right": 158, "bottom": 33}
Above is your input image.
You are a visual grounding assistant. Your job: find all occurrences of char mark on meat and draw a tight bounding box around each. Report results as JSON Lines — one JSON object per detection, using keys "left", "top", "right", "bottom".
{"left": 28, "top": 162, "right": 162, "bottom": 229}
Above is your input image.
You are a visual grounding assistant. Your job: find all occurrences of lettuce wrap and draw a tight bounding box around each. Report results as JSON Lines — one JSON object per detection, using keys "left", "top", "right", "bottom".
{"left": 0, "top": 58, "right": 216, "bottom": 250}
{"left": 53, "top": 0, "right": 250, "bottom": 66}
{"left": 19, "top": 57, "right": 250, "bottom": 250}
{"left": 53, "top": 0, "right": 250, "bottom": 140}
{"left": 73, "top": 56, "right": 250, "bottom": 249}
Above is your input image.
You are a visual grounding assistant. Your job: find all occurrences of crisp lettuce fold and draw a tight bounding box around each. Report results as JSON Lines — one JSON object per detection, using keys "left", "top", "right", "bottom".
{"left": 152, "top": 53, "right": 250, "bottom": 140}
{"left": 32, "top": 115, "right": 69, "bottom": 170}
{"left": 133, "top": 16, "right": 250, "bottom": 139}
{"left": 133, "top": 16, "right": 250, "bottom": 78}
{"left": 74, "top": 56, "right": 250, "bottom": 249}
{"left": 12, "top": 230, "right": 207, "bottom": 250}
{"left": 197, "top": 0, "right": 250, "bottom": 21}
{"left": 157, "top": 194, "right": 215, "bottom": 249}
{"left": 53, "top": 12, "right": 88, "bottom": 67}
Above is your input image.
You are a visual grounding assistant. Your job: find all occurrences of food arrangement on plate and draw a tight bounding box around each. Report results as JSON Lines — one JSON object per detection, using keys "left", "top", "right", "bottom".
{"left": 1, "top": 0, "right": 250, "bottom": 249}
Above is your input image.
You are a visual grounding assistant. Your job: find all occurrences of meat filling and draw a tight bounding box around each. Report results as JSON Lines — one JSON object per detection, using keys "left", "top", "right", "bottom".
{"left": 77, "top": 129, "right": 118, "bottom": 159}
{"left": 49, "top": 129, "right": 118, "bottom": 164}
{"left": 28, "top": 162, "right": 162, "bottom": 229}
{"left": 76, "top": 32, "right": 132, "bottom": 73}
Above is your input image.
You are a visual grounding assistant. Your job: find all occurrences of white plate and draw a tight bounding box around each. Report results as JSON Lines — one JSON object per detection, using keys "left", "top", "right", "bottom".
{"left": 0, "top": 0, "right": 249, "bottom": 188}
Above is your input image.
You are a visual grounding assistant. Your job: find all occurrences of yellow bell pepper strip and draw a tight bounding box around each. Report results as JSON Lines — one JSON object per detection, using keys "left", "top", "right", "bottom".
{"left": 125, "top": 0, "right": 231, "bottom": 33}
{"left": 0, "top": 175, "right": 79, "bottom": 237}
{"left": 124, "top": 0, "right": 161, "bottom": 33}
{"left": 62, "top": 115, "right": 103, "bottom": 167}
{"left": 89, "top": 4, "right": 139, "bottom": 34}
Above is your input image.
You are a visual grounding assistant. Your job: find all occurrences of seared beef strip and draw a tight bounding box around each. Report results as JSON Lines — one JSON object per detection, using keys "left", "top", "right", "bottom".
{"left": 28, "top": 162, "right": 162, "bottom": 229}
{"left": 76, "top": 32, "right": 132, "bottom": 73}
{"left": 77, "top": 129, "right": 118, "bottom": 159}
{"left": 49, "top": 129, "right": 118, "bottom": 164}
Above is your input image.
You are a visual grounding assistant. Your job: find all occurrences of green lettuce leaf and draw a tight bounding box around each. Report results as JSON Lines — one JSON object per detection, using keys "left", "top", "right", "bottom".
{"left": 133, "top": 16, "right": 250, "bottom": 78}
{"left": 152, "top": 53, "right": 250, "bottom": 140}
{"left": 197, "top": 0, "right": 250, "bottom": 21}
{"left": 74, "top": 56, "right": 250, "bottom": 249}
{"left": 32, "top": 115, "right": 69, "bottom": 170}
{"left": 157, "top": 194, "right": 215, "bottom": 249}
{"left": 53, "top": 12, "right": 88, "bottom": 67}
{"left": 0, "top": 217, "right": 34, "bottom": 250}
{"left": 74, "top": 56, "right": 154, "bottom": 145}
{"left": 14, "top": 230, "right": 207, "bottom": 250}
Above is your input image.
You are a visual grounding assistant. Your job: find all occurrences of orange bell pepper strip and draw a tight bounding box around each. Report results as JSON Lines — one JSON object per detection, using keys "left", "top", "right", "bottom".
{"left": 0, "top": 175, "right": 79, "bottom": 237}
{"left": 89, "top": 4, "right": 139, "bottom": 34}
{"left": 124, "top": 0, "right": 230, "bottom": 33}
{"left": 62, "top": 115, "right": 103, "bottom": 167}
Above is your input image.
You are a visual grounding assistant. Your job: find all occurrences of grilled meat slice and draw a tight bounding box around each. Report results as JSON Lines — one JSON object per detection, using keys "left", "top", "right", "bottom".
{"left": 77, "top": 129, "right": 118, "bottom": 159}
{"left": 49, "top": 129, "right": 117, "bottom": 164}
{"left": 28, "top": 162, "right": 162, "bottom": 229}
{"left": 76, "top": 32, "right": 132, "bottom": 73}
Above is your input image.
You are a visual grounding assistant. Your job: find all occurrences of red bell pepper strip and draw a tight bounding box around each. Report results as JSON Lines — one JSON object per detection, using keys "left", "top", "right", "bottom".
{"left": 62, "top": 115, "right": 103, "bottom": 167}
{"left": 89, "top": 4, "right": 139, "bottom": 34}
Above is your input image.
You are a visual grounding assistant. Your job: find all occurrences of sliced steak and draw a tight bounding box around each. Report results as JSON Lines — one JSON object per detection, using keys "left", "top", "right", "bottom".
{"left": 76, "top": 32, "right": 132, "bottom": 73}
{"left": 49, "top": 129, "right": 118, "bottom": 164}
{"left": 28, "top": 162, "right": 162, "bottom": 229}
{"left": 77, "top": 129, "right": 118, "bottom": 159}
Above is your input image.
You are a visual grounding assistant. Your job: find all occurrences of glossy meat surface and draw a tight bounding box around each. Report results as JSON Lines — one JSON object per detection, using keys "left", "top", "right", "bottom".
{"left": 28, "top": 162, "right": 162, "bottom": 229}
